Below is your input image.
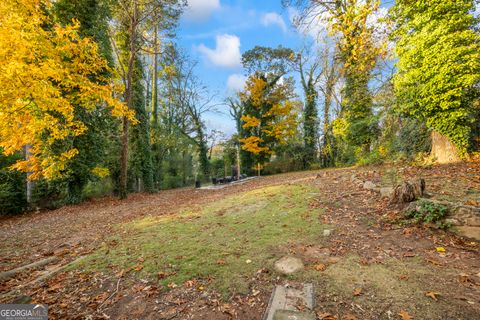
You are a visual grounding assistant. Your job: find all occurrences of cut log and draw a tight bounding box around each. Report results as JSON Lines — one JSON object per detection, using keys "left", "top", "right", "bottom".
{"left": 0, "top": 256, "right": 58, "bottom": 281}
{"left": 390, "top": 179, "right": 425, "bottom": 204}
{"left": 0, "top": 255, "right": 86, "bottom": 302}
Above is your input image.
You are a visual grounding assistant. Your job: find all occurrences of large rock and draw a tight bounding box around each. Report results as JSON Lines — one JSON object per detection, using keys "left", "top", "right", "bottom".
{"left": 274, "top": 256, "right": 304, "bottom": 275}
{"left": 451, "top": 206, "right": 480, "bottom": 227}
{"left": 455, "top": 226, "right": 480, "bottom": 241}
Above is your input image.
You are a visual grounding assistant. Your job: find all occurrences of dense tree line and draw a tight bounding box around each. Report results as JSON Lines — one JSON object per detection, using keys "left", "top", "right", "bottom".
{"left": 1, "top": 0, "right": 479, "bottom": 213}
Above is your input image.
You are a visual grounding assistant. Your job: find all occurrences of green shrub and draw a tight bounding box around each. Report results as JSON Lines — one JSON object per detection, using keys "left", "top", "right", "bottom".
{"left": 393, "top": 118, "right": 431, "bottom": 160}
{"left": 83, "top": 178, "right": 114, "bottom": 200}
{"left": 210, "top": 158, "right": 227, "bottom": 178}
{"left": 0, "top": 153, "right": 27, "bottom": 214}
{"left": 357, "top": 147, "right": 385, "bottom": 166}
{"left": 31, "top": 179, "right": 68, "bottom": 210}
{"left": 404, "top": 200, "right": 449, "bottom": 229}
{"left": 161, "top": 174, "right": 184, "bottom": 189}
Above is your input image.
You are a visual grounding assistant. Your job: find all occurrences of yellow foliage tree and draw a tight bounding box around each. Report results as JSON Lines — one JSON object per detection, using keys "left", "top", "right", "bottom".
{"left": 0, "top": 0, "right": 133, "bottom": 179}
{"left": 322, "top": 0, "right": 386, "bottom": 147}
{"left": 239, "top": 75, "right": 298, "bottom": 169}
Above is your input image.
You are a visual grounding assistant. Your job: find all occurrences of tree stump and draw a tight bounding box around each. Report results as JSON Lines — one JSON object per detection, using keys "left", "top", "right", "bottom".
{"left": 390, "top": 178, "right": 425, "bottom": 204}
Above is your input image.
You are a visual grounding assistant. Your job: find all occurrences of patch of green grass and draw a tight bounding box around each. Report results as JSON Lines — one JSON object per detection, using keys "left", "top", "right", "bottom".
{"left": 75, "top": 183, "right": 326, "bottom": 296}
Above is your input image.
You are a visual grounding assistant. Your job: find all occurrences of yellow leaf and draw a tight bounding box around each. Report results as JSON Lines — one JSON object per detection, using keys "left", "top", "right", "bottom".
{"left": 353, "top": 287, "right": 363, "bottom": 296}
{"left": 399, "top": 310, "right": 412, "bottom": 320}
{"left": 425, "top": 291, "right": 440, "bottom": 301}
{"left": 313, "top": 263, "right": 326, "bottom": 271}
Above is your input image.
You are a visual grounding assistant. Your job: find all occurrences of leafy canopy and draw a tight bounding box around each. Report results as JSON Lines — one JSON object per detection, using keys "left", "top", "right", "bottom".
{"left": 0, "top": 0, "right": 133, "bottom": 179}
{"left": 239, "top": 75, "right": 298, "bottom": 164}
{"left": 392, "top": 0, "right": 480, "bottom": 153}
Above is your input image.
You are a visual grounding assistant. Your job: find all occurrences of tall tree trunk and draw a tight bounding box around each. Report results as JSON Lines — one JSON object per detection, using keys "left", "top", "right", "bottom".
{"left": 119, "top": 2, "right": 137, "bottom": 199}
{"left": 431, "top": 131, "right": 461, "bottom": 163}
{"left": 303, "top": 85, "right": 318, "bottom": 166}
{"left": 152, "top": 25, "right": 159, "bottom": 126}
{"left": 197, "top": 132, "right": 209, "bottom": 177}
{"left": 322, "top": 75, "right": 334, "bottom": 167}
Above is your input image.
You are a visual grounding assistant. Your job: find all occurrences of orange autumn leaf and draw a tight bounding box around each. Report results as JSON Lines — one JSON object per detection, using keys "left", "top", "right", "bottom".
{"left": 399, "top": 310, "right": 412, "bottom": 320}
{"left": 353, "top": 287, "right": 363, "bottom": 296}
{"left": 425, "top": 291, "right": 440, "bottom": 301}
{"left": 313, "top": 263, "right": 327, "bottom": 271}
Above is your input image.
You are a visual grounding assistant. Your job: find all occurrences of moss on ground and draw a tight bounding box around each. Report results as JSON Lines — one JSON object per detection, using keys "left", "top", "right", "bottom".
{"left": 74, "top": 183, "right": 327, "bottom": 296}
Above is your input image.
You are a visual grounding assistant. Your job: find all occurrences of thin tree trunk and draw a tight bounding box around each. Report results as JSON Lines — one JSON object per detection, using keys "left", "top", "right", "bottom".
{"left": 152, "top": 25, "right": 159, "bottom": 125}
{"left": 25, "top": 144, "right": 33, "bottom": 205}
{"left": 236, "top": 144, "right": 241, "bottom": 180}
{"left": 322, "top": 71, "right": 335, "bottom": 167}
{"left": 119, "top": 116, "right": 129, "bottom": 198}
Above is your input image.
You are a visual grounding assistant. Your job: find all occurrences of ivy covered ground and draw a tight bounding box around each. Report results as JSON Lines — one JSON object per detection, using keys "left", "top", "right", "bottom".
{"left": 0, "top": 163, "right": 479, "bottom": 319}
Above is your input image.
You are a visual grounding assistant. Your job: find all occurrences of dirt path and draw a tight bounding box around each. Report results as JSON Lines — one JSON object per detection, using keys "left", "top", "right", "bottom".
{"left": 0, "top": 165, "right": 478, "bottom": 319}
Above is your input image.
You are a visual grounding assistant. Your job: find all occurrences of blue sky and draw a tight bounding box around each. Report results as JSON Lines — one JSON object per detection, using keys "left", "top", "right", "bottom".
{"left": 175, "top": 1, "right": 480, "bottom": 136}
{"left": 177, "top": 0, "right": 305, "bottom": 135}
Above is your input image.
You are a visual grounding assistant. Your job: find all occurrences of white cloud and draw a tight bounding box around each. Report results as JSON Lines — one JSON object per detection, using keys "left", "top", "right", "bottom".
{"left": 261, "top": 12, "right": 287, "bottom": 33}
{"left": 226, "top": 74, "right": 247, "bottom": 93}
{"left": 196, "top": 34, "right": 242, "bottom": 68}
{"left": 184, "top": 0, "right": 220, "bottom": 22}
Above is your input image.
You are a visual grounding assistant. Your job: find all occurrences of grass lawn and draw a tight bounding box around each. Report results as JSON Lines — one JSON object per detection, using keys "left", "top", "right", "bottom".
{"left": 75, "top": 183, "right": 327, "bottom": 296}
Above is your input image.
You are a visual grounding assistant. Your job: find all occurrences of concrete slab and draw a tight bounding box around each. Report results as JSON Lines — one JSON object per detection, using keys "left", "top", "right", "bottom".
{"left": 273, "top": 310, "right": 316, "bottom": 320}
{"left": 263, "top": 284, "right": 315, "bottom": 320}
